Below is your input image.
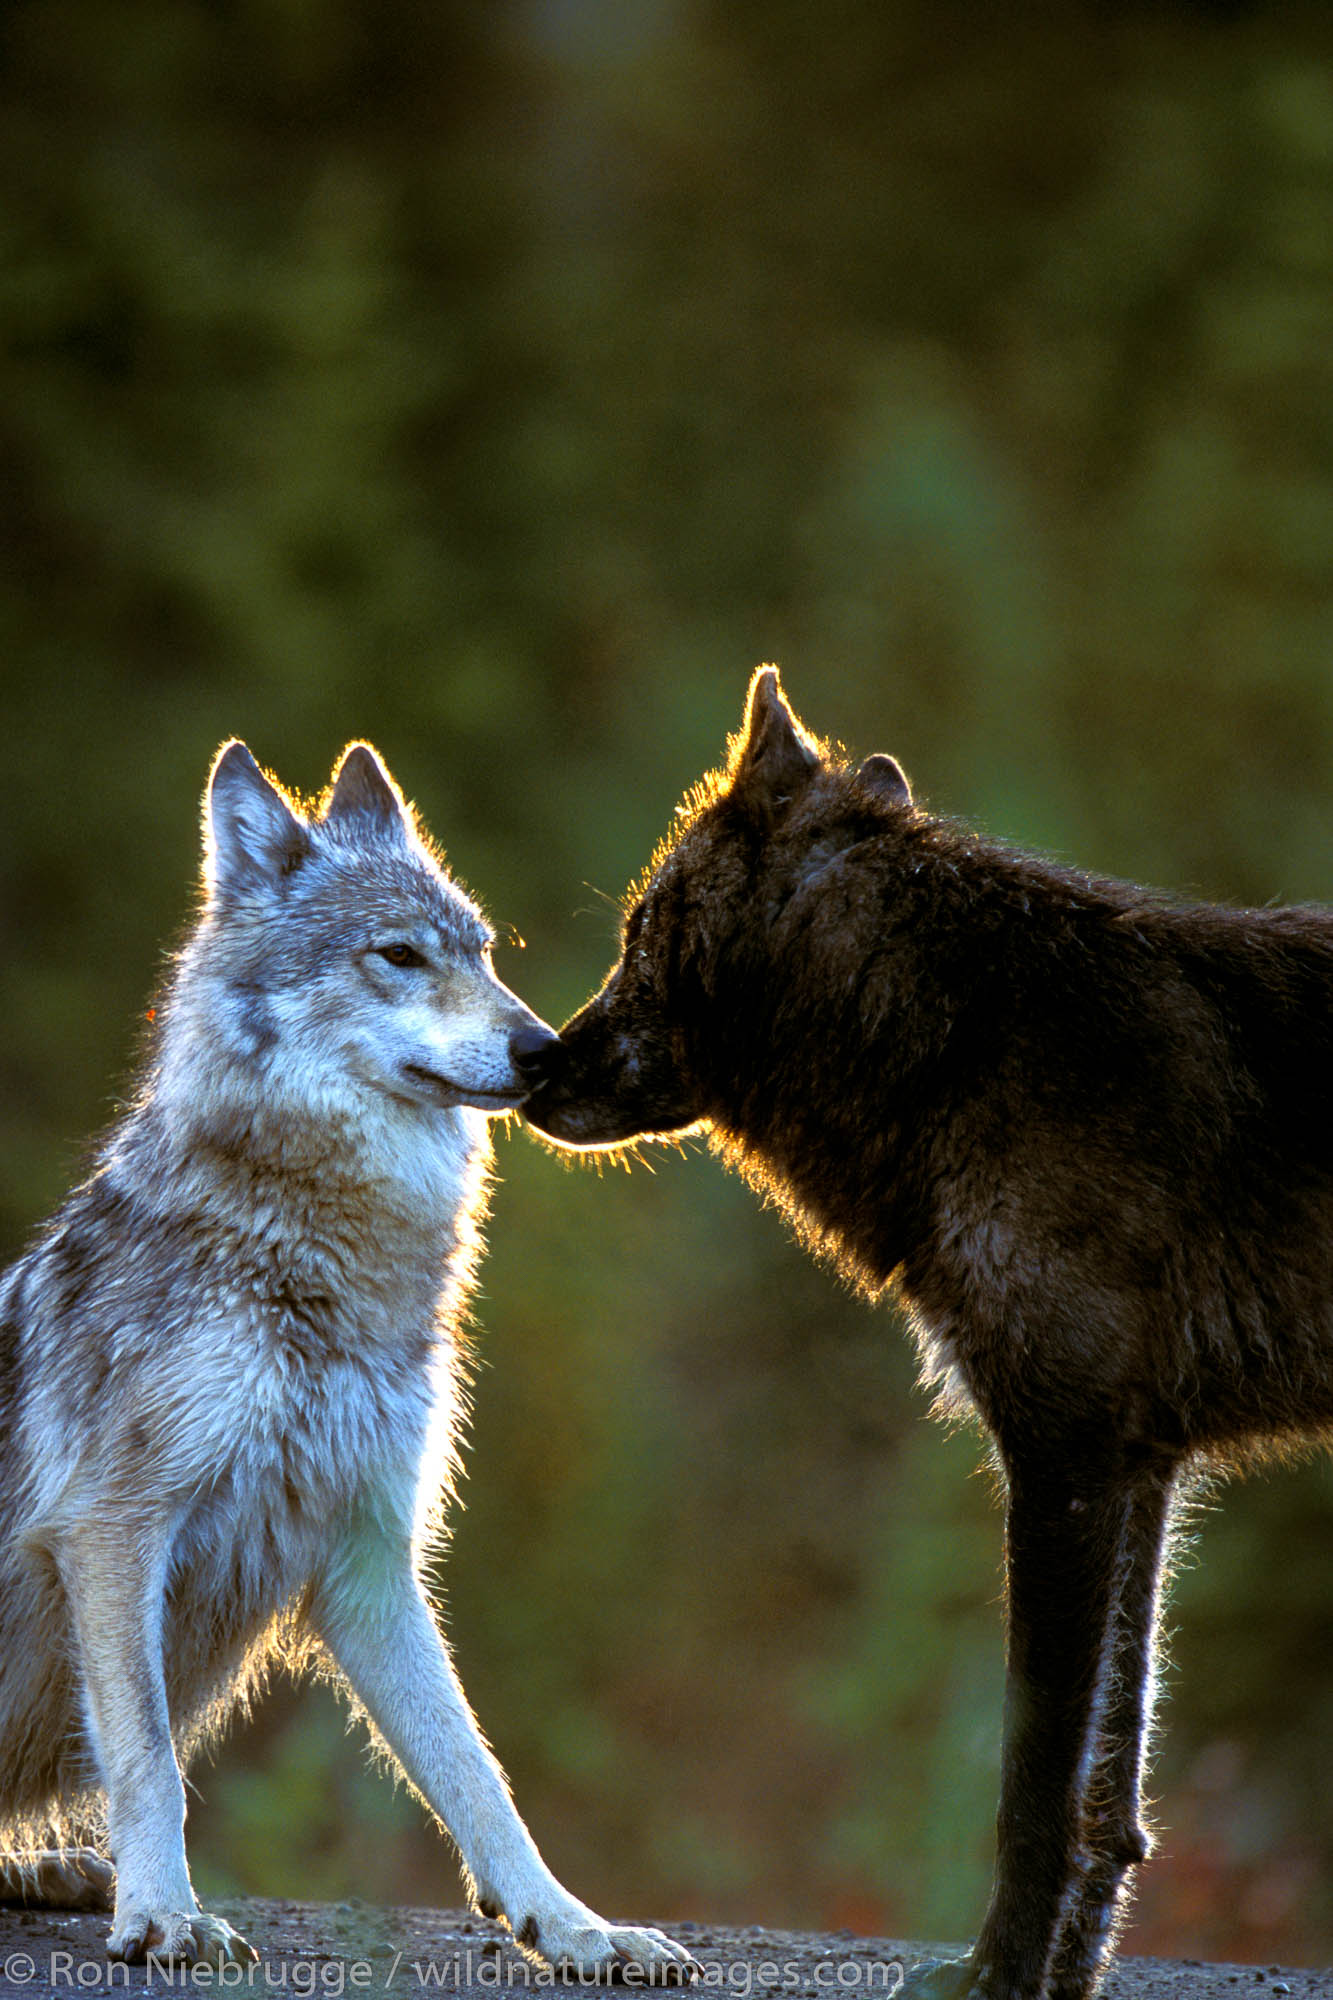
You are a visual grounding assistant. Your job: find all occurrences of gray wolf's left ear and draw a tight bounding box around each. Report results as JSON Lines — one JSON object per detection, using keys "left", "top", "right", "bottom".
{"left": 205, "top": 741, "right": 312, "bottom": 898}
{"left": 855, "top": 752, "right": 912, "bottom": 807}
{"left": 324, "top": 742, "right": 412, "bottom": 841}
{"left": 731, "top": 666, "right": 819, "bottom": 807}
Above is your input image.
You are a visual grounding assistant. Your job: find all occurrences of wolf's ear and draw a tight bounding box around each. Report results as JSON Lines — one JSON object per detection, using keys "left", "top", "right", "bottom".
{"left": 854, "top": 752, "right": 912, "bottom": 808}
{"left": 324, "top": 741, "right": 412, "bottom": 843}
{"left": 205, "top": 742, "right": 312, "bottom": 898}
{"left": 730, "top": 666, "right": 819, "bottom": 811}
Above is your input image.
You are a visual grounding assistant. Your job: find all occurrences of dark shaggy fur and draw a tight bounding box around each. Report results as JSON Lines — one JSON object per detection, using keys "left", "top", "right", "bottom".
{"left": 525, "top": 669, "right": 1333, "bottom": 2000}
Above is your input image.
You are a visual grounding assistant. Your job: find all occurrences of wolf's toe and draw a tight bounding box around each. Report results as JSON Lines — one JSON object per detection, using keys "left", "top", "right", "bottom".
{"left": 187, "top": 1913, "right": 258, "bottom": 1967}
{"left": 107, "top": 1911, "right": 155, "bottom": 1962}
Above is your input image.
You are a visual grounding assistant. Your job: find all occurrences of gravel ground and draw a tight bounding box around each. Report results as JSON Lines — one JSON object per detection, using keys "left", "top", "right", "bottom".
{"left": 0, "top": 1903, "right": 1328, "bottom": 1999}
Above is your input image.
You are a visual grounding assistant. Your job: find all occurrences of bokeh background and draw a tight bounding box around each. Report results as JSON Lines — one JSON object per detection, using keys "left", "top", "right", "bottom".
{"left": 4, "top": 0, "right": 1333, "bottom": 1969}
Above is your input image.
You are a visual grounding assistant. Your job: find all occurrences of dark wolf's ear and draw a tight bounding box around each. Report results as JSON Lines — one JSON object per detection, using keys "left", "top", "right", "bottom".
{"left": 730, "top": 666, "right": 819, "bottom": 812}
{"left": 205, "top": 742, "right": 312, "bottom": 899}
{"left": 324, "top": 741, "right": 412, "bottom": 844}
{"left": 854, "top": 752, "right": 912, "bottom": 808}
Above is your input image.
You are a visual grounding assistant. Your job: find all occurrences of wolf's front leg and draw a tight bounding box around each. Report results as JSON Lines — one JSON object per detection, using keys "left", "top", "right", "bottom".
{"left": 57, "top": 1524, "right": 255, "bottom": 1967}
{"left": 312, "top": 1522, "right": 697, "bottom": 1980}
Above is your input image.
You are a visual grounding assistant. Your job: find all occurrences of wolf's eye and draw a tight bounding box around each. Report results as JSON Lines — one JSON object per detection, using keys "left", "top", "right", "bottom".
{"left": 376, "top": 943, "right": 425, "bottom": 969}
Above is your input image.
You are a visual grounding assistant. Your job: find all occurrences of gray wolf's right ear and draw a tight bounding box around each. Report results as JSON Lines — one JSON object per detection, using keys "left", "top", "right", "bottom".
{"left": 323, "top": 741, "right": 412, "bottom": 843}
{"left": 205, "top": 741, "right": 312, "bottom": 898}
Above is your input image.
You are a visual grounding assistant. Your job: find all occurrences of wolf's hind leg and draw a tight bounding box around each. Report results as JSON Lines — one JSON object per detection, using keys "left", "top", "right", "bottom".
{"left": 57, "top": 1523, "right": 256, "bottom": 1968}
{"left": 0, "top": 1849, "right": 114, "bottom": 1911}
{"left": 916, "top": 1454, "right": 1148, "bottom": 2000}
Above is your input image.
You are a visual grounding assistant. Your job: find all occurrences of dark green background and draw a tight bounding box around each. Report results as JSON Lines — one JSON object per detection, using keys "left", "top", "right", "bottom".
{"left": 4, "top": 0, "right": 1333, "bottom": 1967}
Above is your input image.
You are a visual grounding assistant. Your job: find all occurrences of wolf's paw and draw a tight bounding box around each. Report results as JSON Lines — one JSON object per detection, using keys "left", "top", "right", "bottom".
{"left": 482, "top": 1894, "right": 699, "bottom": 1982}
{"left": 108, "top": 1908, "right": 258, "bottom": 1967}
{"left": 896, "top": 1959, "right": 980, "bottom": 2000}
{"left": 575, "top": 1922, "right": 699, "bottom": 1984}
{"left": 0, "top": 1848, "right": 114, "bottom": 1912}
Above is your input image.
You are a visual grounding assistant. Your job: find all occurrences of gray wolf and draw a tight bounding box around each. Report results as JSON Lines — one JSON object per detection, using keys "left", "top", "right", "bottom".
{"left": 524, "top": 667, "right": 1333, "bottom": 2000}
{"left": 0, "top": 739, "right": 696, "bottom": 1979}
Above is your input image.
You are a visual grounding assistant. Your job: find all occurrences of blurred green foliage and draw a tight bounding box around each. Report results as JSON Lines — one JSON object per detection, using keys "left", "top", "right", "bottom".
{"left": 4, "top": 0, "right": 1333, "bottom": 1968}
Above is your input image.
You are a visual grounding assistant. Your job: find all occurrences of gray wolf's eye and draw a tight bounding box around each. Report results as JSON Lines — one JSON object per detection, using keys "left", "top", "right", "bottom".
{"left": 376, "top": 943, "right": 426, "bottom": 969}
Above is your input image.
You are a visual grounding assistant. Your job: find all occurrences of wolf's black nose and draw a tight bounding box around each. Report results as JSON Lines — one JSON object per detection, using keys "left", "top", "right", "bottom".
{"left": 509, "top": 1022, "right": 565, "bottom": 1086}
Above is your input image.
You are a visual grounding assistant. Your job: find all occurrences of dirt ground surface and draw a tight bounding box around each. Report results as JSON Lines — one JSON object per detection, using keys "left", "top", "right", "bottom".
{"left": 0, "top": 1902, "right": 1327, "bottom": 1999}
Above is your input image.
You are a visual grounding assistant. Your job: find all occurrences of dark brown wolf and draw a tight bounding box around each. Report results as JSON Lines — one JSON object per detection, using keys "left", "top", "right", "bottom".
{"left": 525, "top": 668, "right": 1333, "bottom": 2000}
